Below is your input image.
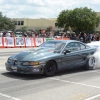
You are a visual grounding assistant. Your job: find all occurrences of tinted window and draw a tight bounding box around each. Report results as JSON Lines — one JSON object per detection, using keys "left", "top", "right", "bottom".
{"left": 65, "top": 42, "right": 80, "bottom": 52}
{"left": 79, "top": 43, "right": 86, "bottom": 49}
{"left": 39, "top": 41, "right": 66, "bottom": 52}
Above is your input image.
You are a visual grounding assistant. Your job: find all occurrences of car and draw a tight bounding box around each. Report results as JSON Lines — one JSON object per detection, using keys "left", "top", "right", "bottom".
{"left": 5, "top": 40, "right": 97, "bottom": 76}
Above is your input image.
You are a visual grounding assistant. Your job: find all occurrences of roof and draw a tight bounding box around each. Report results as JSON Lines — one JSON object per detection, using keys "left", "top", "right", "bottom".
{"left": 47, "top": 40, "right": 78, "bottom": 43}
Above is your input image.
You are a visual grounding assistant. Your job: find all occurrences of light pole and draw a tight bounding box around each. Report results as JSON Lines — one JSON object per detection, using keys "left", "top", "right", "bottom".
{"left": 27, "top": 19, "right": 28, "bottom": 30}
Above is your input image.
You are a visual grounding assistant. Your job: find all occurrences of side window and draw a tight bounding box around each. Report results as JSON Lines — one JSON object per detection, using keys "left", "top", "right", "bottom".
{"left": 79, "top": 43, "right": 86, "bottom": 50}
{"left": 65, "top": 42, "right": 80, "bottom": 52}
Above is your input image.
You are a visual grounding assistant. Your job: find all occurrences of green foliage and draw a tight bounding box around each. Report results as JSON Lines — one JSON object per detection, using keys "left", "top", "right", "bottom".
{"left": 46, "top": 26, "right": 53, "bottom": 32}
{"left": 57, "top": 10, "right": 71, "bottom": 29}
{"left": 20, "top": 26, "right": 28, "bottom": 33}
{"left": 21, "top": 26, "right": 28, "bottom": 30}
{"left": 0, "top": 12, "right": 16, "bottom": 31}
{"left": 56, "top": 7, "right": 100, "bottom": 33}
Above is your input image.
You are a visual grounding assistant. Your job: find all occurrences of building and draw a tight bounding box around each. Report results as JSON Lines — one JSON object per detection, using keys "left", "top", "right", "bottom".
{"left": 12, "top": 12, "right": 100, "bottom": 32}
{"left": 95, "top": 12, "right": 100, "bottom": 32}
{"left": 12, "top": 18, "right": 57, "bottom": 30}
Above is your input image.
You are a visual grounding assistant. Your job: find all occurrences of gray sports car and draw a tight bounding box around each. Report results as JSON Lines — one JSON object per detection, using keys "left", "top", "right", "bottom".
{"left": 5, "top": 40, "right": 97, "bottom": 76}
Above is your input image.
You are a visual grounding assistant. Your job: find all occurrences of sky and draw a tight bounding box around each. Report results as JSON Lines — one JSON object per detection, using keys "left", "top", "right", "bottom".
{"left": 0, "top": 0, "right": 100, "bottom": 19}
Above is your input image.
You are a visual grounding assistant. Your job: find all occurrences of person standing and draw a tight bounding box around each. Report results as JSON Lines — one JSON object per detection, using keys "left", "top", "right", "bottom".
{"left": 78, "top": 32, "right": 86, "bottom": 43}
{"left": 31, "top": 32, "right": 35, "bottom": 38}
{"left": 39, "top": 29, "right": 46, "bottom": 37}
{"left": 96, "top": 33, "right": 99, "bottom": 41}
{"left": 0, "top": 31, "right": 3, "bottom": 37}
{"left": 6, "top": 31, "right": 11, "bottom": 37}
{"left": 62, "top": 33, "right": 67, "bottom": 38}
{"left": 23, "top": 32, "right": 28, "bottom": 37}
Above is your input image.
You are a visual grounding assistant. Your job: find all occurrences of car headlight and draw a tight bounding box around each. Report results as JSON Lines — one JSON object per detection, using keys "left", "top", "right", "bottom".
{"left": 22, "top": 61, "right": 39, "bottom": 66}
{"left": 7, "top": 57, "right": 12, "bottom": 63}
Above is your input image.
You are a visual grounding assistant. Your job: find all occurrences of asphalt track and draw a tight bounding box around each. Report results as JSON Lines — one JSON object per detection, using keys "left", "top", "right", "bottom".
{"left": 0, "top": 48, "right": 100, "bottom": 100}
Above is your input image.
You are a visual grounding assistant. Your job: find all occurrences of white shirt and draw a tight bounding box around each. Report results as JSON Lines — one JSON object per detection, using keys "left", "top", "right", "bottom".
{"left": 6, "top": 32, "right": 11, "bottom": 37}
{"left": 0, "top": 32, "right": 3, "bottom": 37}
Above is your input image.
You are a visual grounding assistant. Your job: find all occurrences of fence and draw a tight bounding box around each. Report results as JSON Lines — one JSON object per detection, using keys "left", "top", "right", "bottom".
{"left": 0, "top": 37, "right": 70, "bottom": 48}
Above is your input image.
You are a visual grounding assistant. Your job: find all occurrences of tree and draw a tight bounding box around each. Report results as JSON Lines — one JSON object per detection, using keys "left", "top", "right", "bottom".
{"left": 21, "top": 26, "right": 28, "bottom": 31}
{"left": 46, "top": 26, "right": 53, "bottom": 32}
{"left": 20, "top": 26, "right": 28, "bottom": 33}
{"left": 0, "top": 12, "right": 16, "bottom": 31}
{"left": 56, "top": 10, "right": 71, "bottom": 30}
{"left": 56, "top": 7, "right": 100, "bottom": 33}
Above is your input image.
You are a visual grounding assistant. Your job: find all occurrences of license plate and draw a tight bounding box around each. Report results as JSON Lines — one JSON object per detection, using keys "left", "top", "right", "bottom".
{"left": 11, "top": 66, "right": 17, "bottom": 70}
{"left": 33, "top": 69, "right": 39, "bottom": 72}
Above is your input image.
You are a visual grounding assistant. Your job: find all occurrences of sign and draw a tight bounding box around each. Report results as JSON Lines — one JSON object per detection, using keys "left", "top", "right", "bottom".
{"left": 4, "top": 37, "right": 14, "bottom": 47}
{"left": 35, "top": 38, "right": 43, "bottom": 46}
{"left": 0, "top": 37, "right": 2, "bottom": 46}
{"left": 15, "top": 37, "right": 25, "bottom": 46}
{"left": 44, "top": 38, "right": 55, "bottom": 42}
{"left": 25, "top": 38, "right": 34, "bottom": 46}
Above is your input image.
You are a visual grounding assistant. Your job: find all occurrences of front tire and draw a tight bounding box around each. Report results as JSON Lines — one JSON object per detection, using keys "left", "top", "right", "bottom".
{"left": 44, "top": 61, "right": 57, "bottom": 76}
{"left": 86, "top": 57, "right": 95, "bottom": 70}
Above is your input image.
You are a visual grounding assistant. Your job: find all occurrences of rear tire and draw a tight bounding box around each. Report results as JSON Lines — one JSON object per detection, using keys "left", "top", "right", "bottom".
{"left": 44, "top": 61, "right": 57, "bottom": 76}
{"left": 86, "top": 57, "right": 95, "bottom": 70}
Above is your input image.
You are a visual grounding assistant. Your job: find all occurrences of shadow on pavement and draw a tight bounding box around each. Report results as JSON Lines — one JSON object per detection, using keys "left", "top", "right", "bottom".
{"left": 1, "top": 67, "right": 88, "bottom": 80}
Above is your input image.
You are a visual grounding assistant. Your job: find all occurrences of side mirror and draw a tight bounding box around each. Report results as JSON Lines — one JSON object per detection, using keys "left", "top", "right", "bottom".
{"left": 63, "top": 50, "right": 71, "bottom": 54}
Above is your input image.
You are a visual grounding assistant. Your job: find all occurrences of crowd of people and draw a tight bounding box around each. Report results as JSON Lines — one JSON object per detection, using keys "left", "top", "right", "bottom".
{"left": 0, "top": 30, "right": 100, "bottom": 43}
{"left": 0, "top": 31, "right": 15, "bottom": 37}
{"left": 69, "top": 32, "right": 100, "bottom": 43}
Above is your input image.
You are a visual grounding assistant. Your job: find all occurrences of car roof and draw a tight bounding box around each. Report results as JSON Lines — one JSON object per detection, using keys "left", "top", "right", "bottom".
{"left": 47, "top": 40, "right": 79, "bottom": 43}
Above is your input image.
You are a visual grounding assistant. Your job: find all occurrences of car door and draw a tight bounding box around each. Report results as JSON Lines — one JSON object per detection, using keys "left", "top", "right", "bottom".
{"left": 60, "top": 42, "right": 85, "bottom": 69}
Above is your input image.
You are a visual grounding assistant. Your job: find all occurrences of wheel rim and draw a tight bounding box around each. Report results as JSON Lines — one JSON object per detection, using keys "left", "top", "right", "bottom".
{"left": 46, "top": 63, "right": 54, "bottom": 73}
{"left": 45, "top": 61, "right": 56, "bottom": 75}
{"left": 89, "top": 57, "right": 95, "bottom": 67}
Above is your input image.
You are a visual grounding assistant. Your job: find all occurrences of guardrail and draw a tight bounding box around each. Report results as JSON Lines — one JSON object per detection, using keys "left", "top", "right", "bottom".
{"left": 0, "top": 37, "right": 70, "bottom": 48}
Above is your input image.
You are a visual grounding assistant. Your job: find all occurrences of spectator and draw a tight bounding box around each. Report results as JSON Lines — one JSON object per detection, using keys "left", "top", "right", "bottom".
{"left": 62, "top": 33, "right": 67, "bottom": 38}
{"left": 70, "top": 33, "right": 77, "bottom": 40}
{"left": 89, "top": 34, "right": 95, "bottom": 42}
{"left": 78, "top": 32, "right": 86, "bottom": 43}
{"left": 23, "top": 32, "right": 28, "bottom": 37}
{"left": 11, "top": 32, "right": 15, "bottom": 37}
{"left": 96, "top": 33, "right": 99, "bottom": 41}
{"left": 39, "top": 29, "right": 46, "bottom": 37}
{"left": 49, "top": 31, "right": 54, "bottom": 38}
{"left": 35, "top": 32, "right": 39, "bottom": 37}
{"left": 32, "top": 32, "right": 35, "bottom": 38}
{"left": 0, "top": 31, "right": 3, "bottom": 37}
{"left": 6, "top": 32, "right": 11, "bottom": 37}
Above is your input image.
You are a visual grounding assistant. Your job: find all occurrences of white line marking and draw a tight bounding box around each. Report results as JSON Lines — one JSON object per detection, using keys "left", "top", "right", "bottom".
{"left": 92, "top": 71, "right": 100, "bottom": 74}
{"left": 50, "top": 78, "right": 100, "bottom": 89}
{"left": 0, "top": 67, "right": 5, "bottom": 70}
{"left": 0, "top": 93, "right": 21, "bottom": 100}
{"left": 84, "top": 94, "right": 100, "bottom": 100}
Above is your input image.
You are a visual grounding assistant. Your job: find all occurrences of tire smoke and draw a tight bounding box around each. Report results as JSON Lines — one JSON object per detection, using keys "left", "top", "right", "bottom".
{"left": 87, "top": 41, "right": 100, "bottom": 69}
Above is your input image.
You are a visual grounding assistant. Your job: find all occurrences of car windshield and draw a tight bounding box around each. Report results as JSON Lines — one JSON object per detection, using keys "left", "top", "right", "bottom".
{"left": 39, "top": 41, "right": 66, "bottom": 52}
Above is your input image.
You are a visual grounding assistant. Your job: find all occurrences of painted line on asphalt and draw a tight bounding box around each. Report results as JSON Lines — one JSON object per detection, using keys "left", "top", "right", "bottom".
{"left": 0, "top": 67, "right": 5, "bottom": 69}
{"left": 0, "top": 93, "right": 21, "bottom": 100}
{"left": 84, "top": 94, "right": 100, "bottom": 100}
{"left": 50, "top": 78, "right": 100, "bottom": 89}
{"left": 0, "top": 61, "right": 5, "bottom": 64}
{"left": 0, "top": 62, "right": 5, "bottom": 64}
{"left": 92, "top": 70, "right": 100, "bottom": 74}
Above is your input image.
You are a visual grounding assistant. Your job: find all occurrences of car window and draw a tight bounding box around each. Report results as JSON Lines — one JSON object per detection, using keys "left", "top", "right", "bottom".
{"left": 79, "top": 43, "right": 86, "bottom": 50}
{"left": 40, "top": 41, "right": 66, "bottom": 53}
{"left": 64, "top": 42, "right": 80, "bottom": 52}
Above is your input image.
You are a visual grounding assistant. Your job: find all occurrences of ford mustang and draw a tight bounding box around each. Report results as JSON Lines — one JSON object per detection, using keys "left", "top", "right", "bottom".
{"left": 5, "top": 40, "right": 97, "bottom": 76}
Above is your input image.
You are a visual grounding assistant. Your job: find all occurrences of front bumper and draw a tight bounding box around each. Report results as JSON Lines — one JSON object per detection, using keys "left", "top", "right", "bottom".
{"left": 5, "top": 62, "right": 44, "bottom": 74}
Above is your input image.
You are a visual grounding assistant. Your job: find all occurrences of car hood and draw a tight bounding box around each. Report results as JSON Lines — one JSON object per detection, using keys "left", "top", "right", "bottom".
{"left": 10, "top": 47, "right": 60, "bottom": 61}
